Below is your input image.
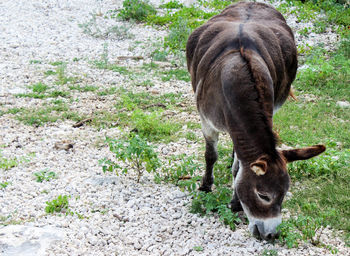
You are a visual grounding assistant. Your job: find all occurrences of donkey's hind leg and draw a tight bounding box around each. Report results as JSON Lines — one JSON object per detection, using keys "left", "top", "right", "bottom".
{"left": 198, "top": 118, "right": 219, "bottom": 192}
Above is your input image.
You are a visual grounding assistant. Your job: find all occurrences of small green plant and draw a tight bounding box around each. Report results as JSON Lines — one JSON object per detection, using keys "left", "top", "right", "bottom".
{"left": 68, "top": 85, "right": 98, "bottom": 92}
{"left": 100, "top": 134, "right": 160, "bottom": 182}
{"left": 161, "top": 69, "right": 191, "bottom": 82}
{"left": 277, "top": 209, "right": 337, "bottom": 249}
{"left": 159, "top": 0, "right": 184, "bottom": 9}
{"left": 45, "top": 195, "right": 71, "bottom": 215}
{"left": 0, "top": 182, "right": 9, "bottom": 189}
{"left": 118, "top": 0, "right": 156, "bottom": 22}
{"left": 156, "top": 154, "right": 202, "bottom": 191}
{"left": 261, "top": 249, "right": 278, "bottom": 256}
{"left": 193, "top": 245, "right": 204, "bottom": 252}
{"left": 191, "top": 186, "right": 241, "bottom": 230}
{"left": 33, "top": 169, "right": 57, "bottom": 182}
{"left": 131, "top": 110, "right": 181, "bottom": 141}
{"left": 0, "top": 152, "right": 19, "bottom": 170}
{"left": 29, "top": 60, "right": 42, "bottom": 64}
{"left": 79, "top": 13, "right": 134, "bottom": 39}
{"left": 97, "top": 87, "right": 117, "bottom": 96}
{"left": 55, "top": 63, "right": 77, "bottom": 85}
{"left": 150, "top": 49, "right": 168, "bottom": 61}
{"left": 31, "top": 82, "right": 48, "bottom": 93}
{"left": 164, "top": 19, "right": 192, "bottom": 51}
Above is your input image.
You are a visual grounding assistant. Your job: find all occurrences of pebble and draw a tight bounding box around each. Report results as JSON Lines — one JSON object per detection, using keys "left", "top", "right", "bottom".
{"left": 336, "top": 101, "right": 350, "bottom": 108}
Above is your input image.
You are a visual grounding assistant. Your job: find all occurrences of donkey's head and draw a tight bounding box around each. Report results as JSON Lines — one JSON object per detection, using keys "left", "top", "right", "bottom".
{"left": 234, "top": 145, "right": 325, "bottom": 240}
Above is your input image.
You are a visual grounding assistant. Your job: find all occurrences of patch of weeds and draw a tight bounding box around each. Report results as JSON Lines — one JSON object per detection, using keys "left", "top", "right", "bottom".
{"left": 288, "top": 148, "right": 349, "bottom": 179}
{"left": 50, "top": 61, "right": 64, "bottom": 66}
{"left": 0, "top": 152, "right": 19, "bottom": 170}
{"left": 106, "top": 24, "right": 135, "bottom": 40}
{"left": 134, "top": 79, "right": 155, "bottom": 87}
{"left": 213, "top": 143, "right": 233, "bottom": 185}
{"left": 48, "top": 90, "right": 70, "bottom": 98}
{"left": 161, "top": 68, "right": 190, "bottom": 82}
{"left": 191, "top": 186, "right": 241, "bottom": 230}
{"left": 100, "top": 134, "right": 160, "bottom": 182}
{"left": 150, "top": 49, "right": 168, "bottom": 61}
{"left": 146, "top": 5, "right": 217, "bottom": 51}
{"left": 164, "top": 19, "right": 192, "bottom": 51}
{"left": 44, "top": 70, "right": 56, "bottom": 76}
{"left": 185, "top": 131, "right": 197, "bottom": 141}
{"left": 294, "top": 41, "right": 350, "bottom": 100}
{"left": 29, "top": 60, "right": 42, "bottom": 64}
{"left": 159, "top": 0, "right": 184, "bottom": 9}
{"left": 97, "top": 87, "right": 118, "bottom": 96}
{"left": 118, "top": 0, "right": 156, "bottom": 22}
{"left": 45, "top": 195, "right": 72, "bottom": 215}
{"left": 155, "top": 154, "right": 202, "bottom": 191}
{"left": 79, "top": 13, "right": 134, "bottom": 39}
{"left": 186, "top": 121, "right": 201, "bottom": 130}
{"left": 193, "top": 245, "right": 204, "bottom": 252}
{"left": 32, "top": 82, "right": 48, "bottom": 93}
{"left": 274, "top": 0, "right": 349, "bottom": 29}
{"left": 277, "top": 210, "right": 337, "bottom": 249}
{"left": 260, "top": 249, "right": 278, "bottom": 256}
{"left": 198, "top": 0, "right": 235, "bottom": 10}
{"left": 115, "top": 89, "right": 173, "bottom": 111}
{"left": 93, "top": 43, "right": 109, "bottom": 69}
{"left": 68, "top": 85, "right": 98, "bottom": 92}
{"left": 298, "top": 27, "right": 311, "bottom": 37}
{"left": 0, "top": 182, "right": 9, "bottom": 189}
{"left": 90, "top": 110, "right": 122, "bottom": 129}
{"left": 92, "top": 43, "right": 131, "bottom": 75}
{"left": 14, "top": 103, "right": 81, "bottom": 126}
{"left": 16, "top": 82, "right": 51, "bottom": 99}
{"left": 55, "top": 63, "right": 78, "bottom": 85}
{"left": 131, "top": 109, "right": 181, "bottom": 141}
{"left": 33, "top": 169, "right": 57, "bottom": 182}
{"left": 108, "top": 65, "right": 129, "bottom": 74}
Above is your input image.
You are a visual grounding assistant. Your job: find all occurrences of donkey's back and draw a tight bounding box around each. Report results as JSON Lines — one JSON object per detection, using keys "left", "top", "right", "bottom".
{"left": 186, "top": 1, "right": 297, "bottom": 114}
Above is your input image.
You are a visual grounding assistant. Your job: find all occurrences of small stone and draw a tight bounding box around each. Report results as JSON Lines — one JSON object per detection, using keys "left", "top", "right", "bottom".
{"left": 336, "top": 101, "right": 350, "bottom": 108}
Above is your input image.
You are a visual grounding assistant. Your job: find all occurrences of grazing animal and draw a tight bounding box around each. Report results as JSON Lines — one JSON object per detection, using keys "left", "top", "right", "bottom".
{"left": 186, "top": 2, "right": 325, "bottom": 241}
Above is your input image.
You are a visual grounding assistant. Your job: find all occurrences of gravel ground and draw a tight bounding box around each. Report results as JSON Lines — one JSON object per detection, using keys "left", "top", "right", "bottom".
{"left": 0, "top": 0, "right": 347, "bottom": 255}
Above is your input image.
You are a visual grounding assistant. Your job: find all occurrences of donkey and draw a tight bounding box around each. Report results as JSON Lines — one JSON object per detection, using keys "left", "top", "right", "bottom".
{"left": 186, "top": 2, "right": 325, "bottom": 241}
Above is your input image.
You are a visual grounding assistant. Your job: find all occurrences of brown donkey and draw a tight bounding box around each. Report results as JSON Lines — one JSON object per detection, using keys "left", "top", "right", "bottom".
{"left": 186, "top": 2, "right": 325, "bottom": 241}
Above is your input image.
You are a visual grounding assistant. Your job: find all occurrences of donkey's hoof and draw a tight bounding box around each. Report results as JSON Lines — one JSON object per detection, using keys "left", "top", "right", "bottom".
{"left": 230, "top": 198, "right": 243, "bottom": 212}
{"left": 198, "top": 185, "right": 212, "bottom": 193}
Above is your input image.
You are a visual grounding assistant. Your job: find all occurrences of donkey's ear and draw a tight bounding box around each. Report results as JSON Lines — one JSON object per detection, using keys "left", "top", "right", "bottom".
{"left": 250, "top": 156, "right": 268, "bottom": 176}
{"left": 282, "top": 145, "right": 326, "bottom": 163}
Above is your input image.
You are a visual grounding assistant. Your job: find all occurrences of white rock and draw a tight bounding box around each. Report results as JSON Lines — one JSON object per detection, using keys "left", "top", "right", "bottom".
{"left": 336, "top": 101, "right": 350, "bottom": 108}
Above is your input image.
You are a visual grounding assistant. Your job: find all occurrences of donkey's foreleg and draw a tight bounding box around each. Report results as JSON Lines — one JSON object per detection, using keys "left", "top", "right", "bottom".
{"left": 199, "top": 120, "right": 219, "bottom": 192}
{"left": 231, "top": 152, "right": 243, "bottom": 212}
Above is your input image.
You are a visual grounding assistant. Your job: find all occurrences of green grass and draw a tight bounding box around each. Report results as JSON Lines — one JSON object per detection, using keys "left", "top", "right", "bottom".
{"left": 68, "top": 85, "right": 98, "bottom": 92}
{"left": 273, "top": 0, "right": 350, "bottom": 31}
{"left": 273, "top": 39, "right": 350, "bottom": 246}
{"left": 161, "top": 69, "right": 191, "bottom": 82}
{"left": 131, "top": 110, "right": 181, "bottom": 141}
{"left": 0, "top": 152, "right": 19, "bottom": 170}
{"left": 118, "top": 0, "right": 156, "bottom": 22}
{"left": 10, "top": 103, "right": 82, "bottom": 126}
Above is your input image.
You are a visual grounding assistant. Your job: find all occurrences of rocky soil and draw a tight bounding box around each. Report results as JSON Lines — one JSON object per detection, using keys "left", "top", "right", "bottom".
{"left": 0, "top": 0, "right": 347, "bottom": 255}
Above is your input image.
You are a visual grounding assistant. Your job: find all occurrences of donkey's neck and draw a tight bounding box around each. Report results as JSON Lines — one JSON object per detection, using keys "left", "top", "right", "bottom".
{"left": 229, "top": 108, "right": 278, "bottom": 163}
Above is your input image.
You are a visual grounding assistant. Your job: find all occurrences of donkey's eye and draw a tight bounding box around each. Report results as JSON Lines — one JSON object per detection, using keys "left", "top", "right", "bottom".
{"left": 257, "top": 193, "right": 271, "bottom": 203}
